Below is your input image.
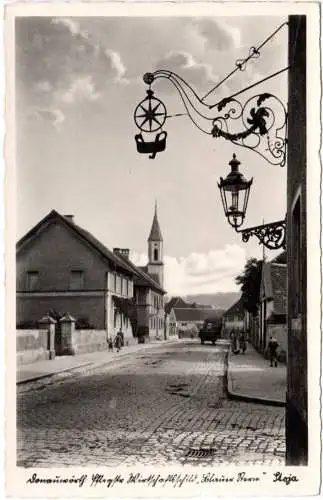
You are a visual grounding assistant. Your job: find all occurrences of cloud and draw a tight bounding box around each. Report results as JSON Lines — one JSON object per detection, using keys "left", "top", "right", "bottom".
{"left": 60, "top": 75, "right": 100, "bottom": 103}
{"left": 52, "top": 17, "right": 84, "bottom": 37}
{"left": 34, "top": 81, "right": 53, "bottom": 93}
{"left": 155, "top": 51, "right": 219, "bottom": 92}
{"left": 192, "top": 18, "right": 242, "bottom": 51}
{"left": 105, "top": 50, "right": 128, "bottom": 84}
{"left": 16, "top": 17, "right": 129, "bottom": 110}
{"left": 131, "top": 244, "right": 245, "bottom": 295}
{"left": 26, "top": 107, "right": 65, "bottom": 130}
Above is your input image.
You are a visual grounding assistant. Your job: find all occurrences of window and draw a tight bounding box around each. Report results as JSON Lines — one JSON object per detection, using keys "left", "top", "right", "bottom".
{"left": 26, "top": 271, "right": 39, "bottom": 290}
{"left": 122, "top": 278, "right": 127, "bottom": 296}
{"left": 154, "top": 248, "right": 159, "bottom": 261}
{"left": 70, "top": 270, "right": 84, "bottom": 290}
{"left": 128, "top": 280, "right": 133, "bottom": 297}
{"left": 105, "top": 272, "right": 113, "bottom": 290}
{"left": 291, "top": 196, "right": 301, "bottom": 315}
{"left": 116, "top": 275, "right": 121, "bottom": 294}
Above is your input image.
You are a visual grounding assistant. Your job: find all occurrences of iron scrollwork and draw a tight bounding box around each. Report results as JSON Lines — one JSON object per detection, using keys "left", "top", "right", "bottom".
{"left": 237, "top": 219, "right": 286, "bottom": 250}
{"left": 212, "top": 93, "right": 287, "bottom": 167}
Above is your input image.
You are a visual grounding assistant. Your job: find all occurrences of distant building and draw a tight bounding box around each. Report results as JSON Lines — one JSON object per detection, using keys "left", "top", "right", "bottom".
{"left": 258, "top": 262, "right": 287, "bottom": 359}
{"left": 135, "top": 203, "right": 166, "bottom": 339}
{"left": 165, "top": 297, "right": 190, "bottom": 337}
{"left": 169, "top": 306, "right": 223, "bottom": 338}
{"left": 222, "top": 297, "right": 245, "bottom": 337}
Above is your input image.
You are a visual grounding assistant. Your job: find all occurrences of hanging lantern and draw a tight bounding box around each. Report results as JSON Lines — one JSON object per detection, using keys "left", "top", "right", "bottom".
{"left": 218, "top": 154, "right": 253, "bottom": 229}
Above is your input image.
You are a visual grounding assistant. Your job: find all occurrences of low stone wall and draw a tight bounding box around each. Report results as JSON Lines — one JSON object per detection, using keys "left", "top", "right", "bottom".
{"left": 71, "top": 329, "right": 108, "bottom": 355}
{"left": 17, "top": 329, "right": 50, "bottom": 365}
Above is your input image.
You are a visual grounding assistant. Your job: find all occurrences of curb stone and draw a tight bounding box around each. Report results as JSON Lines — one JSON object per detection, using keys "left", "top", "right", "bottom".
{"left": 226, "top": 349, "right": 286, "bottom": 407}
{"left": 17, "top": 339, "right": 179, "bottom": 385}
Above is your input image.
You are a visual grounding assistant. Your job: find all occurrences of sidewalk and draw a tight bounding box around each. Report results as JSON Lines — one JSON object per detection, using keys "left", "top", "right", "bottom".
{"left": 226, "top": 342, "right": 286, "bottom": 406}
{"left": 17, "top": 338, "right": 178, "bottom": 384}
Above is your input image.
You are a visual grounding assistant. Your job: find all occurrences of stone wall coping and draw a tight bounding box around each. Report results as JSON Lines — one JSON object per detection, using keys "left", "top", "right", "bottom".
{"left": 59, "top": 313, "right": 76, "bottom": 323}
{"left": 38, "top": 314, "right": 57, "bottom": 324}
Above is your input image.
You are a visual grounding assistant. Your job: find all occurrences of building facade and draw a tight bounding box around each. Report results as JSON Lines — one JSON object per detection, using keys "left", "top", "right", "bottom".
{"left": 114, "top": 205, "right": 166, "bottom": 340}
{"left": 286, "top": 15, "right": 307, "bottom": 465}
{"left": 222, "top": 298, "right": 245, "bottom": 337}
{"left": 16, "top": 207, "right": 167, "bottom": 349}
{"left": 16, "top": 211, "right": 136, "bottom": 346}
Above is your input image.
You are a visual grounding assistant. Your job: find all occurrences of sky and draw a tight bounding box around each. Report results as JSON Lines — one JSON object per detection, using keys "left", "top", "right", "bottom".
{"left": 15, "top": 15, "right": 288, "bottom": 296}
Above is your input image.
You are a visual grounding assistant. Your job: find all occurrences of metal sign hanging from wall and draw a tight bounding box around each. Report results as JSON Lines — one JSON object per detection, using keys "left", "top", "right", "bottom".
{"left": 133, "top": 22, "right": 288, "bottom": 166}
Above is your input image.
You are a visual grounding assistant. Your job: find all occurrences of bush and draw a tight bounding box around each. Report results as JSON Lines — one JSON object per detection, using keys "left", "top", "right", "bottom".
{"left": 75, "top": 317, "right": 95, "bottom": 330}
{"left": 137, "top": 325, "right": 149, "bottom": 343}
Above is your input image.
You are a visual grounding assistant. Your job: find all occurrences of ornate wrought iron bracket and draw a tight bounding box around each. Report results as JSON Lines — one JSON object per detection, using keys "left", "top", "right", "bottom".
{"left": 236, "top": 219, "right": 286, "bottom": 250}
{"left": 211, "top": 93, "right": 287, "bottom": 167}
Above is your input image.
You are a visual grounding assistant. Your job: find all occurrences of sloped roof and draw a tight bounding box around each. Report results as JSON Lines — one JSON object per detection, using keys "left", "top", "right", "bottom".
{"left": 16, "top": 210, "right": 136, "bottom": 276}
{"left": 261, "top": 262, "right": 287, "bottom": 315}
{"left": 165, "top": 296, "right": 190, "bottom": 314}
{"left": 270, "top": 264, "right": 287, "bottom": 315}
{"left": 121, "top": 260, "right": 166, "bottom": 294}
{"left": 148, "top": 205, "right": 163, "bottom": 241}
{"left": 148, "top": 273, "right": 161, "bottom": 285}
{"left": 271, "top": 251, "right": 287, "bottom": 264}
{"left": 223, "top": 297, "right": 244, "bottom": 317}
{"left": 174, "top": 307, "right": 223, "bottom": 322}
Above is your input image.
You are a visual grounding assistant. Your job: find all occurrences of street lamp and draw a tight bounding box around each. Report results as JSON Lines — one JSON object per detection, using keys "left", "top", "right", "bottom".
{"left": 219, "top": 154, "right": 286, "bottom": 250}
{"left": 218, "top": 153, "right": 253, "bottom": 229}
{"left": 133, "top": 22, "right": 288, "bottom": 250}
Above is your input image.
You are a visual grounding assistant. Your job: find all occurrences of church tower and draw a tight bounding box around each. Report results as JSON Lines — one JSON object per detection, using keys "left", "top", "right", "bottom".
{"left": 147, "top": 202, "right": 164, "bottom": 287}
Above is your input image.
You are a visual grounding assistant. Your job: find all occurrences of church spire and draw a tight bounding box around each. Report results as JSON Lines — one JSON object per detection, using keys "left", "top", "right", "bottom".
{"left": 147, "top": 202, "right": 164, "bottom": 287}
{"left": 148, "top": 201, "right": 163, "bottom": 241}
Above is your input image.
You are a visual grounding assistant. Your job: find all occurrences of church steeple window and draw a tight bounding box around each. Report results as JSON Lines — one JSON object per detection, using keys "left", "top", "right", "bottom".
{"left": 154, "top": 248, "right": 159, "bottom": 261}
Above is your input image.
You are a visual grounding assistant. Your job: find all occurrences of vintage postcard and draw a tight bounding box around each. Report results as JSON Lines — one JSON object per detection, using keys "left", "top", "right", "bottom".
{"left": 5, "top": 1, "right": 322, "bottom": 497}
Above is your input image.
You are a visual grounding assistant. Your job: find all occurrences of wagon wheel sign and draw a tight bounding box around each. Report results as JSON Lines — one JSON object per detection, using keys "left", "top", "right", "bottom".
{"left": 134, "top": 90, "right": 167, "bottom": 133}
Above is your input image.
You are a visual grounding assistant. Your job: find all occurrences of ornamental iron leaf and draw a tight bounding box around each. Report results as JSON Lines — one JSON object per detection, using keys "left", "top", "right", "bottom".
{"left": 238, "top": 220, "right": 286, "bottom": 250}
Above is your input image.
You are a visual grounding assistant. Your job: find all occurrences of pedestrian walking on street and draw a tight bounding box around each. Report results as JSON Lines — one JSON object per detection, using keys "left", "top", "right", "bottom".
{"left": 230, "top": 330, "right": 240, "bottom": 355}
{"left": 108, "top": 337, "right": 114, "bottom": 352}
{"left": 267, "top": 336, "right": 279, "bottom": 367}
{"left": 239, "top": 331, "right": 247, "bottom": 354}
{"left": 115, "top": 330, "right": 123, "bottom": 352}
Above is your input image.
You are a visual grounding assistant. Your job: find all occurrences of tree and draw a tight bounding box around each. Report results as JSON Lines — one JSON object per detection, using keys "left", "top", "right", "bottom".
{"left": 235, "top": 258, "right": 262, "bottom": 315}
{"left": 271, "top": 251, "right": 287, "bottom": 264}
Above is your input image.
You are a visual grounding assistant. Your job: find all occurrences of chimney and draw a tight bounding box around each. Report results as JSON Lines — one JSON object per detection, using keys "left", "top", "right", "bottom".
{"left": 113, "top": 248, "right": 130, "bottom": 259}
{"left": 64, "top": 215, "right": 74, "bottom": 223}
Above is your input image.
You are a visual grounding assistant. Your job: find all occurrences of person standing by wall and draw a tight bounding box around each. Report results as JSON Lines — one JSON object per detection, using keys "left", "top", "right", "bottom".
{"left": 267, "top": 335, "right": 279, "bottom": 367}
{"left": 239, "top": 330, "right": 247, "bottom": 354}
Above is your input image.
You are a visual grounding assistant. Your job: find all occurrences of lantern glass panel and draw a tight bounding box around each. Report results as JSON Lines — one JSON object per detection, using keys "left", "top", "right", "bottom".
{"left": 218, "top": 155, "right": 253, "bottom": 230}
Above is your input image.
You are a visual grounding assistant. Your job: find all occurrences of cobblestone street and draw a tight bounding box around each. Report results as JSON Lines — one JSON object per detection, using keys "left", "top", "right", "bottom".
{"left": 17, "top": 342, "right": 285, "bottom": 467}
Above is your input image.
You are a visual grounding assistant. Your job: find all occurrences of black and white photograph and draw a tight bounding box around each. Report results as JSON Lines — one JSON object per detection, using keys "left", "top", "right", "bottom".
{"left": 5, "top": 1, "right": 322, "bottom": 497}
